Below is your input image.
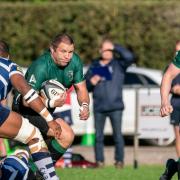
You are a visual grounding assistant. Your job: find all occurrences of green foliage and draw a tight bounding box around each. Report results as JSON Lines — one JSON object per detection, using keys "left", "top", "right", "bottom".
{"left": 0, "top": 1, "right": 180, "bottom": 69}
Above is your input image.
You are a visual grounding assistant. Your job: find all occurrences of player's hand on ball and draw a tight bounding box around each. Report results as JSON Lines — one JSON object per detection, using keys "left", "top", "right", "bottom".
{"left": 48, "top": 120, "right": 62, "bottom": 139}
{"left": 160, "top": 103, "right": 173, "bottom": 117}
{"left": 40, "top": 79, "right": 67, "bottom": 108}
{"left": 79, "top": 104, "right": 89, "bottom": 120}
{"left": 53, "top": 92, "right": 67, "bottom": 107}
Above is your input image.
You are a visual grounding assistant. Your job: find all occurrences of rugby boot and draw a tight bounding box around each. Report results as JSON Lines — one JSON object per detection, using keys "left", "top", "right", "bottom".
{"left": 178, "top": 161, "right": 180, "bottom": 180}
{"left": 159, "top": 159, "right": 177, "bottom": 180}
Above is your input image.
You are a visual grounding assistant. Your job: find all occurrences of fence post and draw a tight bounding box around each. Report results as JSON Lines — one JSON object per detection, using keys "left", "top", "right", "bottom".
{"left": 134, "top": 86, "right": 140, "bottom": 169}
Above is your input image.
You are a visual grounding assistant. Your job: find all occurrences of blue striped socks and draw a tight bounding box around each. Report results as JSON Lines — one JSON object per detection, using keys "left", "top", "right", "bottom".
{"left": 32, "top": 152, "right": 59, "bottom": 180}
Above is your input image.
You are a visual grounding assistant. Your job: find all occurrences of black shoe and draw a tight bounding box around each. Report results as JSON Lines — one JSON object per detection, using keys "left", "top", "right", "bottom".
{"left": 114, "top": 161, "right": 124, "bottom": 169}
{"left": 34, "top": 170, "right": 44, "bottom": 180}
{"left": 95, "top": 161, "right": 105, "bottom": 168}
{"left": 160, "top": 159, "right": 177, "bottom": 180}
{"left": 177, "top": 161, "right": 180, "bottom": 180}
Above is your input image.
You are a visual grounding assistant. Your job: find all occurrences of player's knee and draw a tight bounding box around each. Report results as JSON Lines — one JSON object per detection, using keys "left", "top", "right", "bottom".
{"left": 60, "top": 128, "right": 74, "bottom": 149}
{"left": 57, "top": 119, "right": 74, "bottom": 148}
{"left": 61, "top": 129, "right": 74, "bottom": 149}
{"left": 14, "top": 117, "right": 47, "bottom": 153}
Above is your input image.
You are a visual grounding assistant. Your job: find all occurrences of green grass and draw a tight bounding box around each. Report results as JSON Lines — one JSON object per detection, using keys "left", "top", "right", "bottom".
{"left": 56, "top": 165, "right": 177, "bottom": 180}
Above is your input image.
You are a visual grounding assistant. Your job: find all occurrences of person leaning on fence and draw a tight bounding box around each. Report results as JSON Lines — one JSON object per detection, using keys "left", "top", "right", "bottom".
{"left": 85, "top": 38, "right": 135, "bottom": 168}
{"left": 0, "top": 40, "right": 61, "bottom": 179}
{"left": 160, "top": 41, "right": 180, "bottom": 180}
{"left": 12, "top": 33, "right": 90, "bottom": 167}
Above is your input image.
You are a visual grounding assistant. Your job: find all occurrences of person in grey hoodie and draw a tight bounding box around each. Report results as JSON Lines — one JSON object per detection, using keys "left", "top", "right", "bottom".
{"left": 85, "top": 38, "right": 135, "bottom": 168}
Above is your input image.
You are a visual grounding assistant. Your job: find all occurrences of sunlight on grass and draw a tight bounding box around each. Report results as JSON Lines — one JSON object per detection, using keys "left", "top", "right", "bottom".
{"left": 56, "top": 165, "right": 177, "bottom": 180}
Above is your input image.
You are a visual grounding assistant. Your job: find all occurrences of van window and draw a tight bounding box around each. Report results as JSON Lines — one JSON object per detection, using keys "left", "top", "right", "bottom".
{"left": 124, "top": 72, "right": 158, "bottom": 86}
{"left": 124, "top": 73, "right": 143, "bottom": 85}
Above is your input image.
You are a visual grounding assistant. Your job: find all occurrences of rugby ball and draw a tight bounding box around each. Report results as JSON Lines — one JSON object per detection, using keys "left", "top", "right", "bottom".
{"left": 40, "top": 79, "right": 66, "bottom": 99}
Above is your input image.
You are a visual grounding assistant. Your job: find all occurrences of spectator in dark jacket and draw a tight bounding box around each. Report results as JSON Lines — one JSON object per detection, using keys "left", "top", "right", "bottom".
{"left": 85, "top": 38, "right": 135, "bottom": 168}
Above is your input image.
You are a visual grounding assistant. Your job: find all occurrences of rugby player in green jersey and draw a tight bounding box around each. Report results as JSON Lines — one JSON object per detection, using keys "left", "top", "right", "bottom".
{"left": 12, "top": 34, "right": 90, "bottom": 163}
{"left": 160, "top": 50, "right": 180, "bottom": 180}
{"left": 160, "top": 51, "right": 180, "bottom": 117}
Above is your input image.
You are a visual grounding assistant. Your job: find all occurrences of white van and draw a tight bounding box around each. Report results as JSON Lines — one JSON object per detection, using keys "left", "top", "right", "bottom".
{"left": 20, "top": 65, "right": 174, "bottom": 146}
{"left": 54, "top": 65, "right": 174, "bottom": 146}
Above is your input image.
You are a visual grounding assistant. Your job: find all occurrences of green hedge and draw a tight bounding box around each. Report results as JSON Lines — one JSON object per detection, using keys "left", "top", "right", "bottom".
{"left": 0, "top": 1, "right": 180, "bottom": 69}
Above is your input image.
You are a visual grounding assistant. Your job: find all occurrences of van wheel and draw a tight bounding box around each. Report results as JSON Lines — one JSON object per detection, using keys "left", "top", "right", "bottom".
{"left": 147, "top": 137, "right": 175, "bottom": 146}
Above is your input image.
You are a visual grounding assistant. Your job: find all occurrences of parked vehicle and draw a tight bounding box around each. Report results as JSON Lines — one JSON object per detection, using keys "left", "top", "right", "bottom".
{"left": 57, "top": 65, "right": 174, "bottom": 146}
{"left": 123, "top": 66, "right": 174, "bottom": 146}
{"left": 20, "top": 66, "right": 175, "bottom": 146}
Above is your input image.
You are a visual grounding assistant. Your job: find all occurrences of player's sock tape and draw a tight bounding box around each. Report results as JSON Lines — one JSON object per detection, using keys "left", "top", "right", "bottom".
{"left": 51, "top": 139, "right": 66, "bottom": 153}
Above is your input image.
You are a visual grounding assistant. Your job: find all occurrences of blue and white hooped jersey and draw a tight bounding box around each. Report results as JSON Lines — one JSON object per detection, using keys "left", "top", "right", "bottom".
{"left": 0, "top": 57, "right": 23, "bottom": 101}
{"left": 0, "top": 155, "right": 29, "bottom": 180}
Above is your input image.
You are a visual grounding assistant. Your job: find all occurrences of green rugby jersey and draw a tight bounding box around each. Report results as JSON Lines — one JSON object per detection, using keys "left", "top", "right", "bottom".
{"left": 25, "top": 50, "right": 85, "bottom": 91}
{"left": 172, "top": 51, "right": 180, "bottom": 68}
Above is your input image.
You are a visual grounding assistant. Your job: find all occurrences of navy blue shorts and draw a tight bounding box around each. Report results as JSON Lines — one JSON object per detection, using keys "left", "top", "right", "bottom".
{"left": 0, "top": 104, "right": 10, "bottom": 126}
{"left": 170, "top": 108, "right": 180, "bottom": 126}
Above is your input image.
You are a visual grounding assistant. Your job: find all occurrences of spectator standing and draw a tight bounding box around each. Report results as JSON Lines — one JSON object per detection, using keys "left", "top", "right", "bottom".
{"left": 85, "top": 38, "right": 135, "bottom": 168}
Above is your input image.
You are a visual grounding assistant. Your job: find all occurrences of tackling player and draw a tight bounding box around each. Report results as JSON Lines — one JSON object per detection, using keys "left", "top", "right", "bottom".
{"left": 0, "top": 40, "right": 60, "bottom": 179}
{"left": 12, "top": 33, "right": 90, "bottom": 163}
{"left": 0, "top": 149, "right": 42, "bottom": 180}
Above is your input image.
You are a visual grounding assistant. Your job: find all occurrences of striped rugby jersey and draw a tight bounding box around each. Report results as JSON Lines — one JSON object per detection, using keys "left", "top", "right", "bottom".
{"left": 0, "top": 57, "right": 23, "bottom": 100}
{"left": 0, "top": 155, "right": 29, "bottom": 180}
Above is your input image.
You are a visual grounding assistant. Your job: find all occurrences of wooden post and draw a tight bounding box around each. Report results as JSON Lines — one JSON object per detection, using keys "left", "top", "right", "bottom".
{"left": 134, "top": 86, "right": 140, "bottom": 169}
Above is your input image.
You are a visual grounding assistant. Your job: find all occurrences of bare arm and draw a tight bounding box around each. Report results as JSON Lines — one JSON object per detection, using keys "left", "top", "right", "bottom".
{"left": 160, "top": 63, "right": 180, "bottom": 116}
{"left": 74, "top": 80, "right": 90, "bottom": 105}
{"left": 10, "top": 73, "right": 62, "bottom": 139}
{"left": 11, "top": 74, "right": 47, "bottom": 113}
{"left": 74, "top": 80, "right": 90, "bottom": 120}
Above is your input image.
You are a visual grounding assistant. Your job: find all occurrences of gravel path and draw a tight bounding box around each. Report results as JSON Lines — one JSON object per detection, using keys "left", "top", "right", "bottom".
{"left": 73, "top": 145, "right": 177, "bottom": 166}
